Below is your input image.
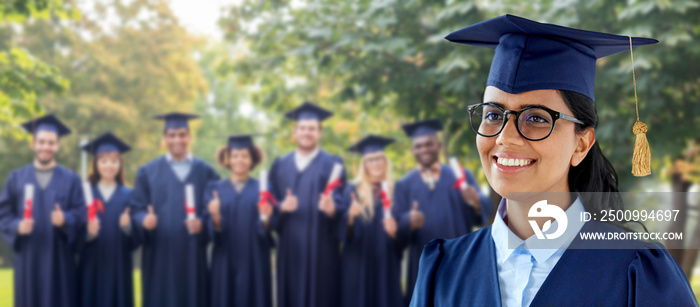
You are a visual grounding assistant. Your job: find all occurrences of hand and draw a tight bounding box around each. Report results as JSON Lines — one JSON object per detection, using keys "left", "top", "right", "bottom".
{"left": 383, "top": 217, "right": 397, "bottom": 239}
{"left": 185, "top": 218, "right": 202, "bottom": 234}
{"left": 347, "top": 193, "right": 362, "bottom": 224}
{"left": 52, "top": 204, "right": 65, "bottom": 227}
{"left": 409, "top": 201, "right": 425, "bottom": 231}
{"left": 460, "top": 187, "right": 481, "bottom": 214}
{"left": 87, "top": 218, "right": 100, "bottom": 237}
{"left": 280, "top": 189, "right": 298, "bottom": 213}
{"left": 318, "top": 193, "right": 335, "bottom": 218}
{"left": 17, "top": 219, "right": 34, "bottom": 235}
{"left": 208, "top": 190, "right": 221, "bottom": 218}
{"left": 142, "top": 205, "right": 157, "bottom": 231}
{"left": 259, "top": 201, "right": 273, "bottom": 217}
{"left": 119, "top": 208, "right": 131, "bottom": 228}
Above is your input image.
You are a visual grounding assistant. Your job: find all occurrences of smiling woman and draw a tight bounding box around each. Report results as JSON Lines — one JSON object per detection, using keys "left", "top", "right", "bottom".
{"left": 408, "top": 14, "right": 697, "bottom": 307}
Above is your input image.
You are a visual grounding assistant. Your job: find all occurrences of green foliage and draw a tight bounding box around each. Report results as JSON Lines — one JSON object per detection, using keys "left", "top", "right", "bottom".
{"left": 0, "top": 0, "right": 207, "bottom": 185}
{"left": 219, "top": 0, "right": 700, "bottom": 187}
{"left": 0, "top": 0, "right": 76, "bottom": 140}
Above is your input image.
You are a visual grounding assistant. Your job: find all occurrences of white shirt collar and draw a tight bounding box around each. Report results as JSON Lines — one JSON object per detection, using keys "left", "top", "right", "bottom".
{"left": 491, "top": 195, "right": 586, "bottom": 264}
{"left": 165, "top": 152, "right": 193, "bottom": 163}
{"left": 294, "top": 147, "right": 320, "bottom": 171}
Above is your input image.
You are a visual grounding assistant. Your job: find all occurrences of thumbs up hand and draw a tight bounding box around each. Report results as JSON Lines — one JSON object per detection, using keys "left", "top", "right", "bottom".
{"left": 318, "top": 193, "right": 335, "bottom": 218}
{"left": 119, "top": 208, "right": 131, "bottom": 229}
{"left": 52, "top": 204, "right": 65, "bottom": 227}
{"left": 409, "top": 201, "right": 425, "bottom": 231}
{"left": 281, "top": 189, "right": 298, "bottom": 213}
{"left": 143, "top": 205, "right": 158, "bottom": 231}
{"left": 208, "top": 190, "right": 221, "bottom": 218}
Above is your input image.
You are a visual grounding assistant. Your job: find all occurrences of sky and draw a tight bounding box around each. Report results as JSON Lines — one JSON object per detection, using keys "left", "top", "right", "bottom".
{"left": 169, "top": 0, "right": 229, "bottom": 40}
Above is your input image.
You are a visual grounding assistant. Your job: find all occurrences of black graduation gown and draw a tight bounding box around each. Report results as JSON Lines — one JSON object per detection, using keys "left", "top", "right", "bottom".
{"left": 393, "top": 165, "right": 492, "bottom": 304}
{"left": 338, "top": 184, "right": 403, "bottom": 307}
{"left": 128, "top": 156, "right": 220, "bottom": 307}
{"left": 77, "top": 184, "right": 139, "bottom": 307}
{"left": 0, "top": 164, "right": 86, "bottom": 307}
{"left": 410, "top": 221, "right": 698, "bottom": 306}
{"left": 203, "top": 178, "right": 276, "bottom": 307}
{"left": 268, "top": 150, "right": 347, "bottom": 307}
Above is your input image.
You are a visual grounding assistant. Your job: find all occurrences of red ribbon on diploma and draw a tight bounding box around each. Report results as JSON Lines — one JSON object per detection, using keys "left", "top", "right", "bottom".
{"left": 324, "top": 179, "right": 342, "bottom": 197}
{"left": 380, "top": 190, "right": 391, "bottom": 210}
{"left": 185, "top": 200, "right": 196, "bottom": 215}
{"left": 259, "top": 191, "right": 278, "bottom": 207}
{"left": 452, "top": 175, "right": 467, "bottom": 189}
{"left": 87, "top": 199, "right": 104, "bottom": 221}
{"left": 23, "top": 199, "right": 32, "bottom": 220}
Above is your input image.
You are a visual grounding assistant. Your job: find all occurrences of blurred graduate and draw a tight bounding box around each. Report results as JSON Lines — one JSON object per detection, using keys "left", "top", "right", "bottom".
{"left": 203, "top": 134, "right": 276, "bottom": 307}
{"left": 267, "top": 102, "right": 347, "bottom": 307}
{"left": 410, "top": 15, "right": 697, "bottom": 306}
{"left": 0, "top": 114, "right": 86, "bottom": 307}
{"left": 338, "top": 135, "right": 403, "bottom": 307}
{"left": 77, "top": 132, "right": 139, "bottom": 307}
{"left": 393, "top": 118, "right": 492, "bottom": 304}
{"left": 128, "top": 113, "right": 220, "bottom": 307}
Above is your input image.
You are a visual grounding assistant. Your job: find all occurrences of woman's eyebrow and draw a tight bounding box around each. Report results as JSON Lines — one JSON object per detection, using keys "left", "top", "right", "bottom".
{"left": 520, "top": 103, "right": 549, "bottom": 109}
{"left": 484, "top": 101, "right": 505, "bottom": 108}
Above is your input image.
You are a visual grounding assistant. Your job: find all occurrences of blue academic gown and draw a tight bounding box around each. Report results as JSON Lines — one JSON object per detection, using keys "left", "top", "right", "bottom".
{"left": 0, "top": 164, "right": 86, "bottom": 307}
{"left": 77, "top": 184, "right": 139, "bottom": 307}
{"left": 338, "top": 184, "right": 403, "bottom": 307}
{"left": 410, "top": 221, "right": 698, "bottom": 306}
{"left": 128, "top": 156, "right": 220, "bottom": 307}
{"left": 203, "top": 178, "right": 276, "bottom": 307}
{"left": 268, "top": 150, "right": 347, "bottom": 307}
{"left": 393, "top": 165, "right": 492, "bottom": 304}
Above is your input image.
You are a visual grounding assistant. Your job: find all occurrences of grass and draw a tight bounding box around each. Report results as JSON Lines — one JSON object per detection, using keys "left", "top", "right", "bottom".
{"left": 0, "top": 268, "right": 142, "bottom": 307}
{"left": 1, "top": 267, "right": 700, "bottom": 305}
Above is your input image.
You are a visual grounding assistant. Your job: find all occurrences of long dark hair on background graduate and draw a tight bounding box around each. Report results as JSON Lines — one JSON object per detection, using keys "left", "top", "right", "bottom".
{"left": 560, "top": 90, "right": 633, "bottom": 230}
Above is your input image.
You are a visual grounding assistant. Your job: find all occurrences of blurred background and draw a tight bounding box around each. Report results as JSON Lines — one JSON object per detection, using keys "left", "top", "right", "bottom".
{"left": 0, "top": 0, "right": 698, "bottom": 305}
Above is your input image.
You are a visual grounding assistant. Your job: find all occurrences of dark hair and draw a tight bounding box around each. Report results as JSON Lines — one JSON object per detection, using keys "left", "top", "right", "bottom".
{"left": 88, "top": 153, "right": 125, "bottom": 185}
{"left": 216, "top": 145, "right": 264, "bottom": 171}
{"left": 560, "top": 90, "right": 626, "bottom": 226}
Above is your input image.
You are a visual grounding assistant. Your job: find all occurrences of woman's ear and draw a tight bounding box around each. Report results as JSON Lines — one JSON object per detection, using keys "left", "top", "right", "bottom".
{"left": 571, "top": 128, "right": 596, "bottom": 167}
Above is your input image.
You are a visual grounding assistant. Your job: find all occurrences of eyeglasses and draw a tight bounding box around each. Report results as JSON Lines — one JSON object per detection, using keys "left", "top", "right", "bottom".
{"left": 467, "top": 103, "right": 585, "bottom": 141}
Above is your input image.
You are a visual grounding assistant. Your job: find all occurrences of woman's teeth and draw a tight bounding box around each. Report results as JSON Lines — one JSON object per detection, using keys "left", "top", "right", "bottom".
{"left": 496, "top": 157, "right": 533, "bottom": 167}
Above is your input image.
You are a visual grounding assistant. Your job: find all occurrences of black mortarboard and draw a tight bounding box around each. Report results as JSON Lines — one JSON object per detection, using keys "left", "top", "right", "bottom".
{"left": 81, "top": 132, "right": 131, "bottom": 155}
{"left": 21, "top": 114, "right": 71, "bottom": 137}
{"left": 401, "top": 119, "right": 444, "bottom": 139}
{"left": 348, "top": 135, "right": 395, "bottom": 155}
{"left": 284, "top": 102, "right": 333, "bottom": 122}
{"left": 445, "top": 14, "right": 658, "bottom": 101}
{"left": 152, "top": 112, "right": 199, "bottom": 130}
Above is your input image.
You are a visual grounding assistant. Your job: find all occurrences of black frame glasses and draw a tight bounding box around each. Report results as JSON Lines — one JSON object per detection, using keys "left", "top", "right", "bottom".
{"left": 467, "top": 102, "right": 585, "bottom": 141}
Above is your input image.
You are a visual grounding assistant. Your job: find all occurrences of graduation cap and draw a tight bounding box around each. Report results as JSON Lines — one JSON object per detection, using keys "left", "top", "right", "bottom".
{"left": 401, "top": 119, "right": 443, "bottom": 139}
{"left": 284, "top": 102, "right": 333, "bottom": 122}
{"left": 348, "top": 135, "right": 395, "bottom": 155}
{"left": 21, "top": 114, "right": 71, "bottom": 137}
{"left": 227, "top": 134, "right": 255, "bottom": 150}
{"left": 445, "top": 14, "right": 658, "bottom": 101}
{"left": 446, "top": 14, "right": 655, "bottom": 176}
{"left": 152, "top": 112, "right": 199, "bottom": 131}
{"left": 81, "top": 132, "right": 131, "bottom": 155}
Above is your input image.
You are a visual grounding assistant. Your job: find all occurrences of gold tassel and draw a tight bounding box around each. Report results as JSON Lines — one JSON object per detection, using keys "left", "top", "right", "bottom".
{"left": 628, "top": 36, "right": 651, "bottom": 177}
{"left": 632, "top": 120, "right": 651, "bottom": 176}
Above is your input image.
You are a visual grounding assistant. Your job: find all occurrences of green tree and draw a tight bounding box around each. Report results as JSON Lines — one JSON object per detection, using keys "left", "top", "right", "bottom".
{"left": 219, "top": 0, "right": 700, "bottom": 273}
{"left": 0, "top": 0, "right": 77, "bottom": 139}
